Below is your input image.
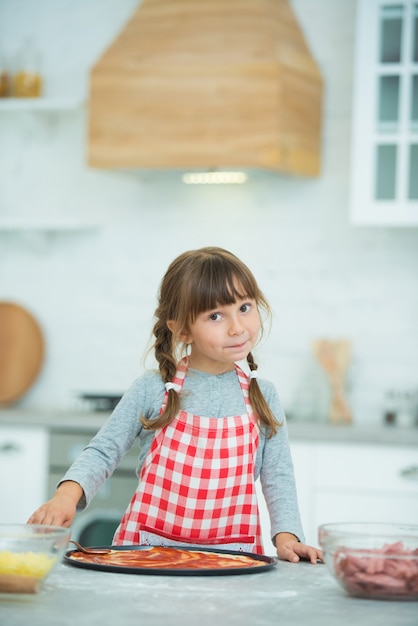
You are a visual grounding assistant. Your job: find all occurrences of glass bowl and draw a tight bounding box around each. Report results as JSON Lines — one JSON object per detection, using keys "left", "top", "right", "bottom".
{"left": 0, "top": 524, "right": 71, "bottom": 593}
{"left": 318, "top": 522, "right": 418, "bottom": 601}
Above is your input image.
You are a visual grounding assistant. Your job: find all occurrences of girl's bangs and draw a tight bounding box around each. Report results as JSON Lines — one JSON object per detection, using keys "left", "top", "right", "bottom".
{"left": 189, "top": 264, "right": 259, "bottom": 319}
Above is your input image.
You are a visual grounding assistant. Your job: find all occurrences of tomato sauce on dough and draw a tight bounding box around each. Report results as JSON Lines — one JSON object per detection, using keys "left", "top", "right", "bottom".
{"left": 69, "top": 546, "right": 265, "bottom": 570}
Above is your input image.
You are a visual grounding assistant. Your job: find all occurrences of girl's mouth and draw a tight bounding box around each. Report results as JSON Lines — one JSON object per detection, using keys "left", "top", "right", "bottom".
{"left": 227, "top": 341, "right": 248, "bottom": 350}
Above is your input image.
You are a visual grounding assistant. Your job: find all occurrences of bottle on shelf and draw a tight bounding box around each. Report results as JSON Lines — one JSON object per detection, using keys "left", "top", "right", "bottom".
{"left": 0, "top": 48, "right": 11, "bottom": 97}
{"left": 13, "top": 39, "right": 43, "bottom": 98}
{"left": 384, "top": 388, "right": 418, "bottom": 428}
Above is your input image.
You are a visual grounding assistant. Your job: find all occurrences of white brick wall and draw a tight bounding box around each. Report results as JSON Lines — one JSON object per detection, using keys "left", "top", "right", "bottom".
{"left": 1, "top": 0, "right": 417, "bottom": 425}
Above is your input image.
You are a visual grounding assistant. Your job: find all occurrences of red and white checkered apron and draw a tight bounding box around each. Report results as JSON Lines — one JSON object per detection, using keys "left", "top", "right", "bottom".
{"left": 113, "top": 360, "right": 263, "bottom": 553}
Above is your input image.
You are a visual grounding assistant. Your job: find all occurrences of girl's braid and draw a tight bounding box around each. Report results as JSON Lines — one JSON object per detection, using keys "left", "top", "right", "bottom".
{"left": 247, "top": 352, "right": 280, "bottom": 437}
{"left": 141, "top": 318, "right": 180, "bottom": 429}
{"left": 153, "top": 318, "right": 177, "bottom": 383}
{"left": 247, "top": 351, "right": 258, "bottom": 376}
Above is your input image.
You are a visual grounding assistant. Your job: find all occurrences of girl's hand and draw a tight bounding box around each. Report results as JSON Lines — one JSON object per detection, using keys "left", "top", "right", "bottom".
{"left": 27, "top": 480, "right": 83, "bottom": 528}
{"left": 275, "top": 532, "right": 323, "bottom": 564}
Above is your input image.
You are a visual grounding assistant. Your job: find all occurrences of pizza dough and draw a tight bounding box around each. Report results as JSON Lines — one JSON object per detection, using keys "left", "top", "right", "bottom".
{"left": 68, "top": 546, "right": 267, "bottom": 571}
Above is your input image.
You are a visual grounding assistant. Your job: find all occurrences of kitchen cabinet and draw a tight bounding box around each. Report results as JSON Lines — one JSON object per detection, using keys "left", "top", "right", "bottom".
{"left": 291, "top": 441, "right": 316, "bottom": 543}
{"left": 0, "top": 425, "right": 48, "bottom": 523}
{"left": 350, "top": 0, "right": 418, "bottom": 225}
{"left": 291, "top": 440, "right": 418, "bottom": 545}
{"left": 257, "top": 440, "right": 316, "bottom": 555}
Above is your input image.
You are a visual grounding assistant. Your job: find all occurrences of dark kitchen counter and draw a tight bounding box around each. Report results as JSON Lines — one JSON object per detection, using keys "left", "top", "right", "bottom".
{"left": 1, "top": 407, "right": 417, "bottom": 446}
{"left": 1, "top": 559, "right": 417, "bottom": 626}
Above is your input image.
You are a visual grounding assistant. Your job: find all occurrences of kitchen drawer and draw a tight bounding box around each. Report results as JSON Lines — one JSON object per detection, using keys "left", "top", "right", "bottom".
{"left": 48, "top": 471, "right": 138, "bottom": 511}
{"left": 49, "top": 431, "right": 139, "bottom": 471}
{"left": 315, "top": 442, "right": 418, "bottom": 493}
{"left": 0, "top": 426, "right": 48, "bottom": 523}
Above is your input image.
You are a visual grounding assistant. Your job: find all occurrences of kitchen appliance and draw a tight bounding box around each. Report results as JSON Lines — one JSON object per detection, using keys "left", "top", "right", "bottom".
{"left": 77, "top": 393, "right": 123, "bottom": 412}
{"left": 48, "top": 428, "right": 139, "bottom": 545}
{"left": 88, "top": 0, "right": 323, "bottom": 175}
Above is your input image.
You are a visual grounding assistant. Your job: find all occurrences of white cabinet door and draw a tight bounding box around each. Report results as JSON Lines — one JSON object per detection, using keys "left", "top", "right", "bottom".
{"left": 256, "top": 441, "right": 317, "bottom": 554}
{"left": 313, "top": 442, "right": 418, "bottom": 537}
{"left": 288, "top": 440, "right": 418, "bottom": 545}
{"left": 315, "top": 442, "right": 418, "bottom": 493}
{"left": 350, "top": 0, "right": 418, "bottom": 225}
{"left": 0, "top": 426, "right": 48, "bottom": 523}
{"left": 290, "top": 441, "right": 316, "bottom": 545}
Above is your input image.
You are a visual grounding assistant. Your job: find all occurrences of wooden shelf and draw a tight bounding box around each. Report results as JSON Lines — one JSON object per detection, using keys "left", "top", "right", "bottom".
{"left": 0, "top": 97, "right": 84, "bottom": 112}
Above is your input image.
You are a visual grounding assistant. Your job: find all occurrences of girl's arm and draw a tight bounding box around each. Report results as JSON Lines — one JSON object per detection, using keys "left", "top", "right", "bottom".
{"left": 28, "top": 372, "right": 162, "bottom": 525}
{"left": 258, "top": 382, "right": 305, "bottom": 540}
{"left": 258, "top": 380, "right": 322, "bottom": 562}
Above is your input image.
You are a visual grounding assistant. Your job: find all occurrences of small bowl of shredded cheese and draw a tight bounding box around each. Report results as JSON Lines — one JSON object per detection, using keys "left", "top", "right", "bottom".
{"left": 0, "top": 524, "right": 70, "bottom": 593}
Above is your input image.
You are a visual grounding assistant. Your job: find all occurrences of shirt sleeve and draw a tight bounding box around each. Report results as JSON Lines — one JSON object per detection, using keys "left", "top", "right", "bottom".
{"left": 257, "top": 380, "right": 306, "bottom": 544}
{"left": 59, "top": 371, "right": 162, "bottom": 508}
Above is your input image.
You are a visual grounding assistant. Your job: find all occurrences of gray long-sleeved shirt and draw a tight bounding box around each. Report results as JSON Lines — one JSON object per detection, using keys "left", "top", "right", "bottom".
{"left": 61, "top": 367, "right": 305, "bottom": 544}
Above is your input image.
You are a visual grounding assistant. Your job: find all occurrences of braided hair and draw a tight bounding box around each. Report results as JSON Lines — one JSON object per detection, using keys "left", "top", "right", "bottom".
{"left": 141, "top": 247, "right": 281, "bottom": 436}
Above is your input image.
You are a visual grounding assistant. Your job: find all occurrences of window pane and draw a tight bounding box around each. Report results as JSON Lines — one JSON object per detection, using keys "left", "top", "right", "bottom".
{"left": 414, "top": 4, "right": 418, "bottom": 62}
{"left": 378, "top": 75, "right": 400, "bottom": 124}
{"left": 380, "top": 5, "right": 404, "bottom": 63}
{"left": 408, "top": 145, "right": 418, "bottom": 199}
{"left": 375, "top": 145, "right": 397, "bottom": 199}
{"left": 412, "top": 75, "right": 418, "bottom": 127}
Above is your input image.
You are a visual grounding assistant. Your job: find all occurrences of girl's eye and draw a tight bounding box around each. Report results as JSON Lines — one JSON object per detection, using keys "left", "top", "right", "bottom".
{"left": 240, "top": 303, "right": 251, "bottom": 313}
{"left": 209, "top": 312, "right": 221, "bottom": 321}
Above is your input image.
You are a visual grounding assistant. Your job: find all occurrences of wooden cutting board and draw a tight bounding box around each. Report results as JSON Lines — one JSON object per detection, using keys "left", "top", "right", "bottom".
{"left": 0, "top": 302, "right": 45, "bottom": 406}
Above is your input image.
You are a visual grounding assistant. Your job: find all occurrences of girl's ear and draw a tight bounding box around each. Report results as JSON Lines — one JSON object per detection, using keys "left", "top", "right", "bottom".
{"left": 167, "top": 321, "right": 192, "bottom": 345}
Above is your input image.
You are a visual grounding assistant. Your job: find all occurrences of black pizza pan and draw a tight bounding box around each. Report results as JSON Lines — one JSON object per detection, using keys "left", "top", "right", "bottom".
{"left": 64, "top": 544, "right": 278, "bottom": 576}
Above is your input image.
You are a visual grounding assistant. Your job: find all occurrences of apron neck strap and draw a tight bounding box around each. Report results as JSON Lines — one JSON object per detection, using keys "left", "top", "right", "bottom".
{"left": 163, "top": 358, "right": 253, "bottom": 409}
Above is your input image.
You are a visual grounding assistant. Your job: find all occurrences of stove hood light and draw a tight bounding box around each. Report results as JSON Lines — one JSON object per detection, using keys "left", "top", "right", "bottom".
{"left": 182, "top": 171, "right": 247, "bottom": 185}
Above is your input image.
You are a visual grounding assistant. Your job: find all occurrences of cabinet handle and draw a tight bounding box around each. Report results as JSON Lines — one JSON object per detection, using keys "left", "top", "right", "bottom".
{"left": 400, "top": 466, "right": 418, "bottom": 480}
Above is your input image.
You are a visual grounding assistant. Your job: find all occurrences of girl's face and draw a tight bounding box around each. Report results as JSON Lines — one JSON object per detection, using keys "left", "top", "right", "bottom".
{"left": 180, "top": 297, "right": 261, "bottom": 374}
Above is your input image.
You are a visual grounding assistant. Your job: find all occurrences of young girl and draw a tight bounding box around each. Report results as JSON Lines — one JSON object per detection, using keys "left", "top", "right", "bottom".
{"left": 29, "top": 247, "right": 322, "bottom": 563}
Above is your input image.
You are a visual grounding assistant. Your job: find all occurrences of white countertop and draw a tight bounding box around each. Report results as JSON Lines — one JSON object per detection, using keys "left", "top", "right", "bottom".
{"left": 1, "top": 559, "right": 417, "bottom": 626}
{"left": 1, "top": 408, "right": 418, "bottom": 446}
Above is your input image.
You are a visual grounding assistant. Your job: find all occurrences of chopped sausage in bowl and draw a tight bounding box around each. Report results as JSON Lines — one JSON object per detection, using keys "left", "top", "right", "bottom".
{"left": 318, "top": 522, "right": 418, "bottom": 601}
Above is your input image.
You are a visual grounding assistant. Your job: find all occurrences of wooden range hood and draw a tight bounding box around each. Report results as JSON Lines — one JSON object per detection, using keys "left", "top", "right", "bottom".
{"left": 88, "top": 0, "right": 323, "bottom": 176}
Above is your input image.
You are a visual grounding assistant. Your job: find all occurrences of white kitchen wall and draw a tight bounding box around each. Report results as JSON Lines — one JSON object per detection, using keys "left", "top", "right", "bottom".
{"left": 1, "top": 0, "right": 417, "bottom": 424}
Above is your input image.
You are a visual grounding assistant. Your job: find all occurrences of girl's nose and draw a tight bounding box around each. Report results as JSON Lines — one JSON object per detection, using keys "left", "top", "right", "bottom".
{"left": 228, "top": 317, "right": 244, "bottom": 335}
